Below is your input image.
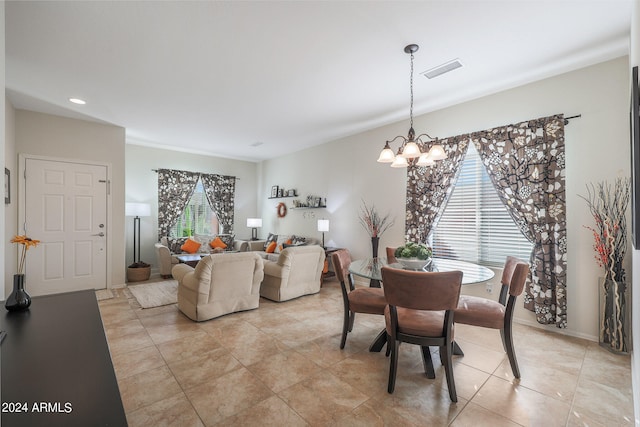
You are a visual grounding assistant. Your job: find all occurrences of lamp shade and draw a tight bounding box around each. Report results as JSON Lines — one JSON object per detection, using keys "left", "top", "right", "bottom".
{"left": 428, "top": 144, "right": 447, "bottom": 160}
{"left": 247, "top": 218, "right": 262, "bottom": 228}
{"left": 400, "top": 141, "right": 421, "bottom": 159}
{"left": 377, "top": 142, "right": 395, "bottom": 163}
{"left": 416, "top": 153, "right": 435, "bottom": 166}
{"left": 125, "top": 202, "right": 151, "bottom": 217}
{"left": 317, "top": 219, "right": 330, "bottom": 232}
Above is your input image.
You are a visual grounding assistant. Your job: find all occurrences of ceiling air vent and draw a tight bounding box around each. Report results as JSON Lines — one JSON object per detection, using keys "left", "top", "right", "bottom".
{"left": 422, "top": 59, "right": 463, "bottom": 79}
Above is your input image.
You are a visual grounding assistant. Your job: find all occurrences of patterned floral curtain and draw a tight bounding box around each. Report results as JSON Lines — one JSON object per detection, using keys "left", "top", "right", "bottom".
{"left": 157, "top": 169, "right": 199, "bottom": 239}
{"left": 470, "top": 114, "right": 567, "bottom": 328}
{"left": 200, "top": 174, "right": 236, "bottom": 234}
{"left": 405, "top": 135, "right": 470, "bottom": 243}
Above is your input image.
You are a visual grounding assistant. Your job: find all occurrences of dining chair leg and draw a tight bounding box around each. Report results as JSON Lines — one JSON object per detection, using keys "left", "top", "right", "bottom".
{"left": 421, "top": 346, "right": 435, "bottom": 379}
{"left": 340, "top": 308, "right": 350, "bottom": 349}
{"left": 387, "top": 338, "right": 399, "bottom": 393}
{"left": 348, "top": 312, "right": 356, "bottom": 332}
{"left": 503, "top": 324, "right": 520, "bottom": 378}
{"left": 499, "top": 328, "right": 507, "bottom": 353}
{"left": 452, "top": 341, "right": 464, "bottom": 356}
{"left": 441, "top": 343, "right": 457, "bottom": 402}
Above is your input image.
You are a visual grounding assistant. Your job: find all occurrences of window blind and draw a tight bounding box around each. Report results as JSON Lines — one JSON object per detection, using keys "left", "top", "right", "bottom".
{"left": 432, "top": 144, "right": 532, "bottom": 267}
{"left": 171, "top": 181, "right": 220, "bottom": 237}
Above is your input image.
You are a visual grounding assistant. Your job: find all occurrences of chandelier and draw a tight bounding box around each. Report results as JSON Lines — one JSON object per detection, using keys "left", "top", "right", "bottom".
{"left": 377, "top": 44, "right": 447, "bottom": 168}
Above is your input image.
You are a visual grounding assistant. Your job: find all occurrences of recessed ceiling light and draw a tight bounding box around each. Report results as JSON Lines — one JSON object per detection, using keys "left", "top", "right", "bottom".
{"left": 69, "top": 98, "right": 86, "bottom": 105}
{"left": 422, "top": 59, "right": 463, "bottom": 79}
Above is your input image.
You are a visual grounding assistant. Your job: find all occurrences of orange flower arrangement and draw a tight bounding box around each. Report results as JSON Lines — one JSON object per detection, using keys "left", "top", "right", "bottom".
{"left": 11, "top": 235, "right": 40, "bottom": 275}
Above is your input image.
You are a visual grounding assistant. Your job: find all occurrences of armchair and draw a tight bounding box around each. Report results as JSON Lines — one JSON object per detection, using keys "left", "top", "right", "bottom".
{"left": 260, "top": 245, "right": 325, "bottom": 302}
{"left": 172, "top": 252, "right": 264, "bottom": 321}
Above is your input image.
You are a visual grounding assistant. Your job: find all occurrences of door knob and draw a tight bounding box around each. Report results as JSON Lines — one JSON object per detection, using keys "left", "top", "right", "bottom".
{"left": 92, "top": 232, "right": 105, "bottom": 237}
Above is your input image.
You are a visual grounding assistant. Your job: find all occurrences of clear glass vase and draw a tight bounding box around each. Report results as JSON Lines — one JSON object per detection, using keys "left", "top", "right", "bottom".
{"left": 598, "top": 277, "right": 630, "bottom": 354}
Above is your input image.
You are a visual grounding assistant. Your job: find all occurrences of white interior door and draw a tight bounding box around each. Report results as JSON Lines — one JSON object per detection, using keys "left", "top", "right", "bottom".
{"left": 24, "top": 158, "right": 108, "bottom": 296}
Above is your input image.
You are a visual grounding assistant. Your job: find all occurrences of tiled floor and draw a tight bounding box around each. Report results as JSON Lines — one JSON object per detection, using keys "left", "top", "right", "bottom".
{"left": 98, "top": 278, "right": 635, "bottom": 426}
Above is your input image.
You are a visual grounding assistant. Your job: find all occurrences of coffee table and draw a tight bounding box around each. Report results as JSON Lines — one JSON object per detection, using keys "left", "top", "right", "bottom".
{"left": 175, "top": 253, "right": 203, "bottom": 268}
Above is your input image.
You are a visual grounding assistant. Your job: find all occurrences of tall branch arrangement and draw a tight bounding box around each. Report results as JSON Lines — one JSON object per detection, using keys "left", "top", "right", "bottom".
{"left": 579, "top": 178, "right": 630, "bottom": 282}
{"left": 579, "top": 177, "right": 630, "bottom": 353}
{"left": 358, "top": 200, "right": 394, "bottom": 238}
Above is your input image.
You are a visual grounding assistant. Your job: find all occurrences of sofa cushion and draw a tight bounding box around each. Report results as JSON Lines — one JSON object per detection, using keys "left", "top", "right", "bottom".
{"left": 167, "top": 237, "right": 189, "bottom": 254}
{"left": 210, "top": 236, "right": 228, "bottom": 249}
{"left": 217, "top": 234, "right": 235, "bottom": 249}
{"left": 264, "top": 233, "right": 278, "bottom": 250}
{"left": 265, "top": 241, "right": 277, "bottom": 253}
{"left": 181, "top": 238, "right": 202, "bottom": 254}
{"left": 291, "top": 235, "right": 307, "bottom": 245}
{"left": 275, "top": 236, "right": 293, "bottom": 254}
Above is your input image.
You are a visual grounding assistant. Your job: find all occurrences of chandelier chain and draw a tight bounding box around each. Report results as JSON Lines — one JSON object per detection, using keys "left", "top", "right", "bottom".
{"left": 409, "top": 51, "right": 414, "bottom": 129}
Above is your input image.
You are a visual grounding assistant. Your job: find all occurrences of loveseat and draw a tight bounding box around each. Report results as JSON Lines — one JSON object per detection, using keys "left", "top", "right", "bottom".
{"left": 155, "top": 234, "right": 241, "bottom": 278}
{"left": 172, "top": 252, "right": 264, "bottom": 321}
{"left": 260, "top": 245, "right": 325, "bottom": 302}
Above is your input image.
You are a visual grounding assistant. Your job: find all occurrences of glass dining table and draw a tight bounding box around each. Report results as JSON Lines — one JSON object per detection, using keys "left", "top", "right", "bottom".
{"left": 349, "top": 256, "right": 495, "bottom": 287}
{"left": 348, "top": 256, "right": 495, "bottom": 353}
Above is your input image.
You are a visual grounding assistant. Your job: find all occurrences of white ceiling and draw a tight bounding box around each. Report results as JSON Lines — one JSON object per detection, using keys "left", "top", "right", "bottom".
{"left": 5, "top": 0, "right": 632, "bottom": 162}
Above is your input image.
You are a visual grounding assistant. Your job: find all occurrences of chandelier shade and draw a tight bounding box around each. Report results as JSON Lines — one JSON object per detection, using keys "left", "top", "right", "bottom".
{"left": 377, "top": 44, "right": 447, "bottom": 168}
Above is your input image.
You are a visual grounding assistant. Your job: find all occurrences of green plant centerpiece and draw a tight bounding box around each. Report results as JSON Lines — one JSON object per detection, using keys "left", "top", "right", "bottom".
{"left": 394, "top": 242, "right": 433, "bottom": 270}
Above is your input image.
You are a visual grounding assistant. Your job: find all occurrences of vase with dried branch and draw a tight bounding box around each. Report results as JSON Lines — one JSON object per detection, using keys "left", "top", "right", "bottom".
{"left": 358, "top": 200, "right": 394, "bottom": 258}
{"left": 579, "top": 178, "right": 630, "bottom": 354}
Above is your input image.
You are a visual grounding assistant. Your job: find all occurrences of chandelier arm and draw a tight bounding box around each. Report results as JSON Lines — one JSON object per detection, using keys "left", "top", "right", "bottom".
{"left": 414, "top": 133, "right": 436, "bottom": 143}
{"left": 386, "top": 135, "right": 409, "bottom": 145}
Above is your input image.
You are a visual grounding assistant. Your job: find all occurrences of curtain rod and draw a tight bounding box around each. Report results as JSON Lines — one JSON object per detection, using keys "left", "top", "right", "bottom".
{"left": 151, "top": 169, "right": 239, "bottom": 180}
{"left": 564, "top": 114, "right": 581, "bottom": 125}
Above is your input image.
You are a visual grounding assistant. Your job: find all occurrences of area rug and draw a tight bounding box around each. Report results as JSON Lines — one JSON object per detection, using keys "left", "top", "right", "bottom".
{"left": 128, "top": 280, "right": 178, "bottom": 309}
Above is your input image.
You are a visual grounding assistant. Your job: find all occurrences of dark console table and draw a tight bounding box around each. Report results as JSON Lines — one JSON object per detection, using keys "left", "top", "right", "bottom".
{"left": 1, "top": 289, "right": 127, "bottom": 426}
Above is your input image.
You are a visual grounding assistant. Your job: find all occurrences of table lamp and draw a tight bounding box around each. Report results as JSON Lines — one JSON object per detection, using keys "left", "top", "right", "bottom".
{"left": 247, "top": 218, "right": 262, "bottom": 240}
{"left": 317, "top": 219, "right": 330, "bottom": 249}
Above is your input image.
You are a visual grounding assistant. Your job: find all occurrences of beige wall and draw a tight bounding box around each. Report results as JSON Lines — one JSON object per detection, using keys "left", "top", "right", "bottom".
{"left": 1, "top": 1, "right": 5, "bottom": 300}
{"left": 630, "top": 0, "right": 639, "bottom": 420}
{"left": 14, "top": 110, "right": 127, "bottom": 287}
{"left": 124, "top": 144, "right": 258, "bottom": 276}
{"left": 4, "top": 98, "right": 16, "bottom": 299}
{"left": 260, "top": 56, "right": 630, "bottom": 342}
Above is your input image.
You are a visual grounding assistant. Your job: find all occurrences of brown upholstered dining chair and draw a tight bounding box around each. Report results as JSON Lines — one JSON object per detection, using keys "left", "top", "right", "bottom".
{"left": 385, "top": 247, "right": 398, "bottom": 263}
{"left": 331, "top": 249, "right": 387, "bottom": 349}
{"left": 381, "top": 266, "right": 463, "bottom": 402}
{"left": 454, "top": 256, "right": 529, "bottom": 378}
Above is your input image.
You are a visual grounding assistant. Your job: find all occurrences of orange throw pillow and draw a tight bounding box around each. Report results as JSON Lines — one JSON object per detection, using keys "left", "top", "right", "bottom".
{"left": 181, "top": 238, "right": 201, "bottom": 254}
{"left": 209, "top": 236, "right": 228, "bottom": 250}
{"left": 277, "top": 239, "right": 293, "bottom": 253}
{"left": 265, "top": 241, "right": 277, "bottom": 253}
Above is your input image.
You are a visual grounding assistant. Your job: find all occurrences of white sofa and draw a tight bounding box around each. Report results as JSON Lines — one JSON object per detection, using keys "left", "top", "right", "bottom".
{"left": 244, "top": 234, "right": 321, "bottom": 262}
{"left": 172, "top": 252, "right": 264, "bottom": 322}
{"left": 260, "top": 245, "right": 326, "bottom": 302}
{"left": 155, "top": 234, "right": 242, "bottom": 278}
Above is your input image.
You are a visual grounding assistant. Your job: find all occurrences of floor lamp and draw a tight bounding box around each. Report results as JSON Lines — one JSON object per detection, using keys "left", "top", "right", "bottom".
{"left": 125, "top": 202, "right": 151, "bottom": 266}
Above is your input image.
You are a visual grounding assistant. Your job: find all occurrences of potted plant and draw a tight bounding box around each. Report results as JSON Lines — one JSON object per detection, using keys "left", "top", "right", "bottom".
{"left": 394, "top": 242, "right": 433, "bottom": 270}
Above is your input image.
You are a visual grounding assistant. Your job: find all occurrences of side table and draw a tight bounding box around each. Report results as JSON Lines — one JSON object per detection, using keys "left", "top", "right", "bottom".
{"left": 322, "top": 247, "right": 343, "bottom": 283}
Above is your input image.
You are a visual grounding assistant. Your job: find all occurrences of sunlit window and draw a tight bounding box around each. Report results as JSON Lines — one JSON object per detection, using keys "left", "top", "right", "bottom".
{"left": 432, "top": 144, "right": 532, "bottom": 267}
{"left": 170, "top": 181, "right": 219, "bottom": 237}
